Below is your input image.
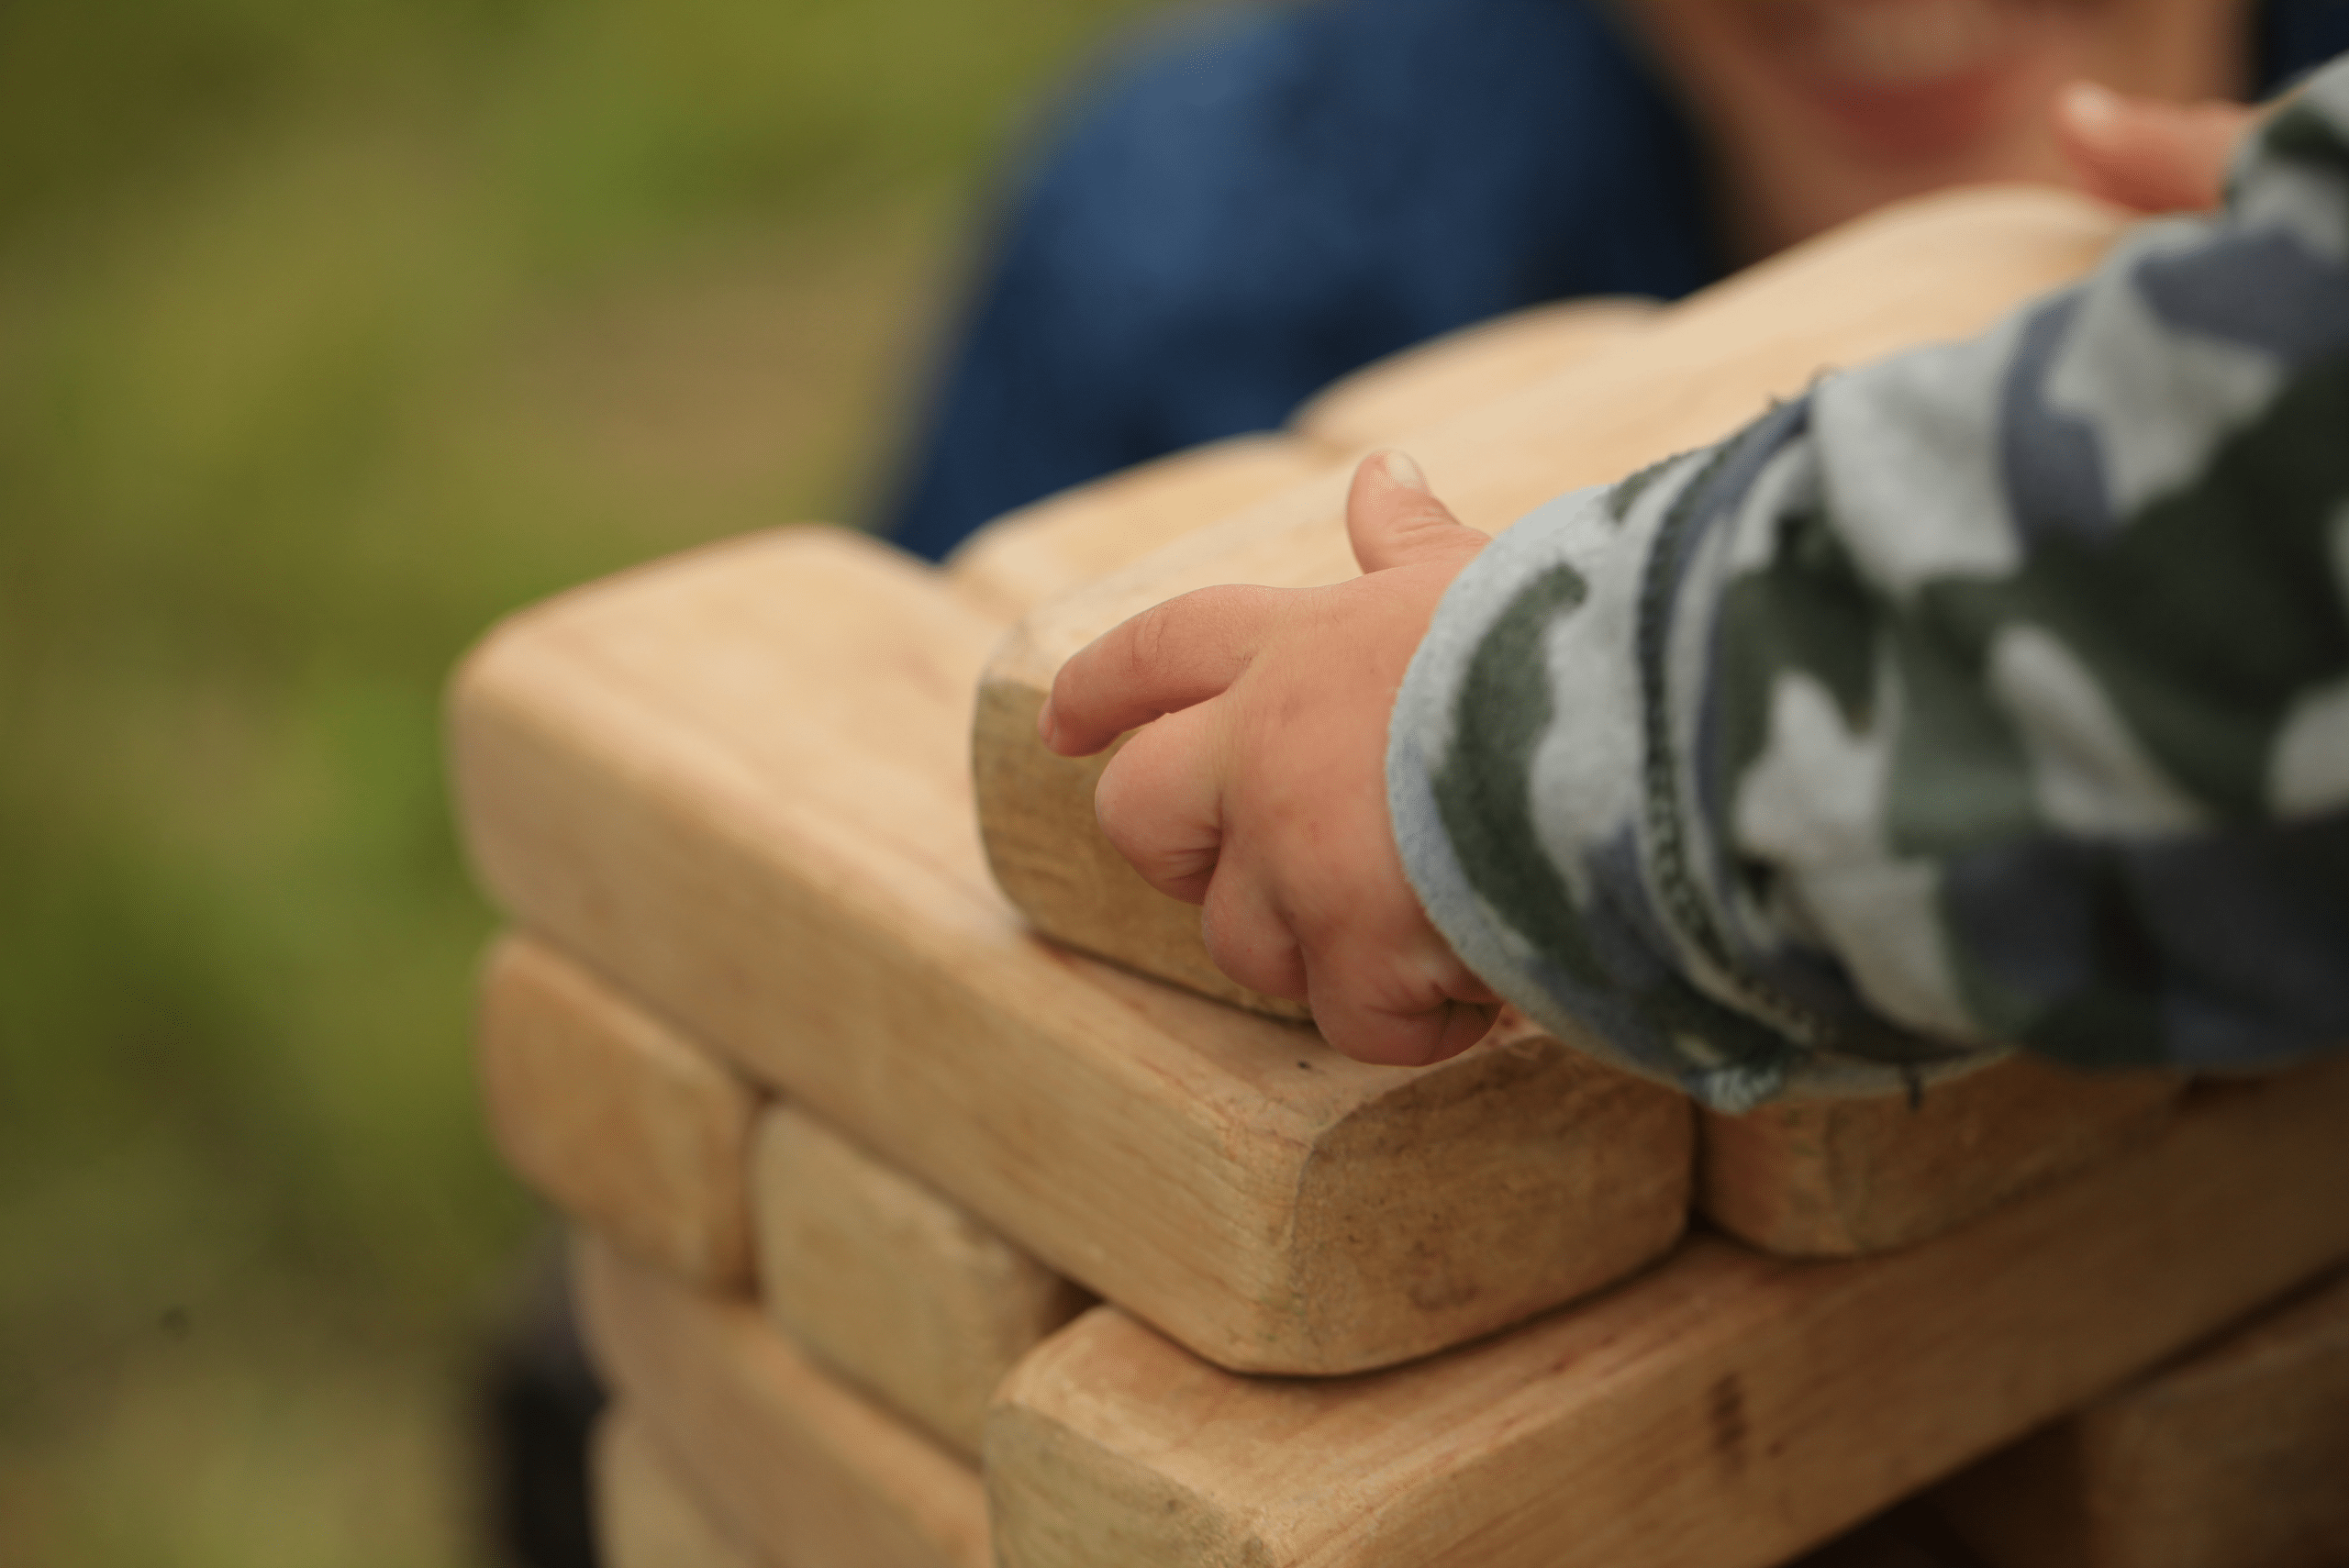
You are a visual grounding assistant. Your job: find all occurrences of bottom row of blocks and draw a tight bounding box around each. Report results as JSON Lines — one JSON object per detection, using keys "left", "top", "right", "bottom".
{"left": 484, "top": 920, "right": 2349, "bottom": 1567}
{"left": 580, "top": 1224, "right": 2349, "bottom": 1568}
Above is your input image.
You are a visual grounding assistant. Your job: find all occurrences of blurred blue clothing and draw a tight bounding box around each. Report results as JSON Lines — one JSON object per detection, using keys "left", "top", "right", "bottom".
{"left": 884, "top": 0, "right": 2349, "bottom": 562}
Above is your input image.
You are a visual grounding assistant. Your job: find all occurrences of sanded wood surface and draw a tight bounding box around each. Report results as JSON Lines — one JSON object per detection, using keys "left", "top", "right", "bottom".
{"left": 946, "top": 303, "right": 1657, "bottom": 632}
{"left": 986, "top": 1061, "right": 2349, "bottom": 1568}
{"left": 1699, "top": 1055, "right": 2183, "bottom": 1256}
{"left": 451, "top": 528, "right": 1692, "bottom": 1373}
{"left": 577, "top": 1234, "right": 991, "bottom": 1568}
{"left": 752, "top": 1104, "right": 1089, "bottom": 1461}
{"left": 945, "top": 434, "right": 1340, "bottom": 623}
{"left": 1290, "top": 295, "right": 1660, "bottom": 451}
{"left": 1936, "top": 1261, "right": 2349, "bottom": 1568}
{"left": 974, "top": 185, "right": 2125, "bottom": 1013}
{"left": 594, "top": 1411, "right": 769, "bottom": 1568}
{"left": 478, "top": 935, "right": 758, "bottom": 1289}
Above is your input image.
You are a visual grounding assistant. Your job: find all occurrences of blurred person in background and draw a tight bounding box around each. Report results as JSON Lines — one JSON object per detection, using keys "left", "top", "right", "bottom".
{"left": 881, "top": 0, "right": 2349, "bottom": 560}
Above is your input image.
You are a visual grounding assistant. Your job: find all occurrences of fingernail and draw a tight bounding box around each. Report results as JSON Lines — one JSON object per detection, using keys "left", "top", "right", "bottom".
{"left": 1381, "top": 449, "right": 1429, "bottom": 493}
{"left": 2063, "top": 80, "right": 2124, "bottom": 140}
{"left": 1035, "top": 696, "right": 1058, "bottom": 747}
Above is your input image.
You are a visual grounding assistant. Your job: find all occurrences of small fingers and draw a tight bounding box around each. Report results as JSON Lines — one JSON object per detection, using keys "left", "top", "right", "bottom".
{"left": 1200, "top": 871, "right": 1308, "bottom": 1000}
{"left": 1346, "top": 450, "right": 1489, "bottom": 577}
{"left": 1299, "top": 912, "right": 1503, "bottom": 1066}
{"left": 1093, "top": 704, "right": 1228, "bottom": 905}
{"left": 1310, "top": 978, "right": 1500, "bottom": 1067}
{"left": 2055, "top": 80, "right": 2255, "bottom": 213}
{"left": 1041, "top": 584, "right": 1286, "bottom": 756}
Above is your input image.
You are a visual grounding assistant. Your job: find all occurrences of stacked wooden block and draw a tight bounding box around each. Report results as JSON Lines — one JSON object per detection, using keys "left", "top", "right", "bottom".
{"left": 451, "top": 185, "right": 2349, "bottom": 1568}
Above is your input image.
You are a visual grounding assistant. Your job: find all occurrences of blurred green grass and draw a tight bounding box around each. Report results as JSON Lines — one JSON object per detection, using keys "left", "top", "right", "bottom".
{"left": 0, "top": 1, "right": 1146, "bottom": 1561}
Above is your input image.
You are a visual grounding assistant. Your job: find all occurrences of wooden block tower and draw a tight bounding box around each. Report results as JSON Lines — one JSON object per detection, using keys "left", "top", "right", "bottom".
{"left": 449, "top": 184, "right": 2349, "bottom": 1568}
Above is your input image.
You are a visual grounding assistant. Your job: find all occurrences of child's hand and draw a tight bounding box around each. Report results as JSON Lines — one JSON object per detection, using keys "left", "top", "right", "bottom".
{"left": 2054, "top": 79, "right": 2259, "bottom": 213}
{"left": 1038, "top": 450, "right": 1502, "bottom": 1066}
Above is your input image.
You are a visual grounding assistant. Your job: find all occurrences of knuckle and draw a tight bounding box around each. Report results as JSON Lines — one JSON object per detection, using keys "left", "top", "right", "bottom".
{"left": 1091, "top": 754, "right": 1148, "bottom": 851}
{"left": 1201, "top": 889, "right": 1305, "bottom": 998}
{"left": 1123, "top": 600, "right": 1177, "bottom": 683}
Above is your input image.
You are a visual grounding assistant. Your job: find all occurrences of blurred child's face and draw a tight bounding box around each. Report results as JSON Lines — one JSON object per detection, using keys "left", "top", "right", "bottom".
{"left": 1627, "top": 0, "right": 2252, "bottom": 253}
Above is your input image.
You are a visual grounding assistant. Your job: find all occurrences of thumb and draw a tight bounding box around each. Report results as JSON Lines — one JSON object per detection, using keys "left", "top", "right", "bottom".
{"left": 1347, "top": 450, "right": 1489, "bottom": 575}
{"left": 2054, "top": 80, "right": 2254, "bottom": 213}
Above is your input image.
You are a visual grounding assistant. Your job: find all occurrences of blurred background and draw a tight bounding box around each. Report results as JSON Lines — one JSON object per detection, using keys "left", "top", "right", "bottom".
{"left": 0, "top": 1, "right": 1149, "bottom": 1561}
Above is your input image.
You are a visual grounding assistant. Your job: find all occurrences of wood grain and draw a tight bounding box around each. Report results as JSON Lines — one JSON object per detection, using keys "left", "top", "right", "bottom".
{"left": 1289, "top": 295, "right": 1660, "bottom": 451}
{"left": 974, "top": 185, "right": 2126, "bottom": 1013}
{"left": 477, "top": 935, "right": 759, "bottom": 1289}
{"left": 576, "top": 1232, "right": 991, "bottom": 1568}
{"left": 594, "top": 1410, "right": 769, "bottom": 1568}
{"left": 1935, "top": 1261, "right": 2349, "bottom": 1568}
{"left": 450, "top": 527, "right": 1692, "bottom": 1373}
{"left": 986, "top": 1060, "right": 2349, "bottom": 1568}
{"left": 752, "top": 1104, "right": 1090, "bottom": 1461}
{"left": 1699, "top": 1055, "right": 2184, "bottom": 1256}
{"left": 945, "top": 434, "right": 1340, "bottom": 624}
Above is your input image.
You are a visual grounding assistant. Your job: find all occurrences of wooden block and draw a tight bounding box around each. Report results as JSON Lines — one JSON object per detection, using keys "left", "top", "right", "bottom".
{"left": 1934, "top": 1262, "right": 2349, "bottom": 1568}
{"left": 951, "top": 303, "right": 1660, "bottom": 630}
{"left": 1290, "top": 295, "right": 1661, "bottom": 451}
{"left": 985, "top": 1060, "right": 2349, "bottom": 1568}
{"left": 478, "top": 934, "right": 759, "bottom": 1289}
{"left": 945, "top": 433, "right": 1341, "bottom": 623}
{"left": 751, "top": 1103, "right": 1090, "bottom": 1461}
{"left": 594, "top": 1410, "right": 769, "bottom": 1568}
{"left": 974, "top": 185, "right": 2125, "bottom": 1013}
{"left": 576, "top": 1232, "right": 991, "bottom": 1568}
{"left": 450, "top": 526, "right": 1693, "bottom": 1373}
{"left": 1699, "top": 1055, "right": 2185, "bottom": 1257}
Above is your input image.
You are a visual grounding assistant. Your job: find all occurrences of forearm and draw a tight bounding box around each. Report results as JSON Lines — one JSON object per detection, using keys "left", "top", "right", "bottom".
{"left": 1391, "top": 63, "right": 2349, "bottom": 1108}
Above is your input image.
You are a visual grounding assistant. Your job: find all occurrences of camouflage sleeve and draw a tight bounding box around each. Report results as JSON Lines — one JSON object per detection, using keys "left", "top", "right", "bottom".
{"left": 1387, "top": 61, "right": 2349, "bottom": 1111}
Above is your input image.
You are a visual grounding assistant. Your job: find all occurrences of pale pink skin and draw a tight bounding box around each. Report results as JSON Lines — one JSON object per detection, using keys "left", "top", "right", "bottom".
{"left": 1041, "top": 453, "right": 1502, "bottom": 1068}
{"left": 1626, "top": 0, "right": 2254, "bottom": 260}
{"left": 1042, "top": 84, "right": 2255, "bottom": 1068}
